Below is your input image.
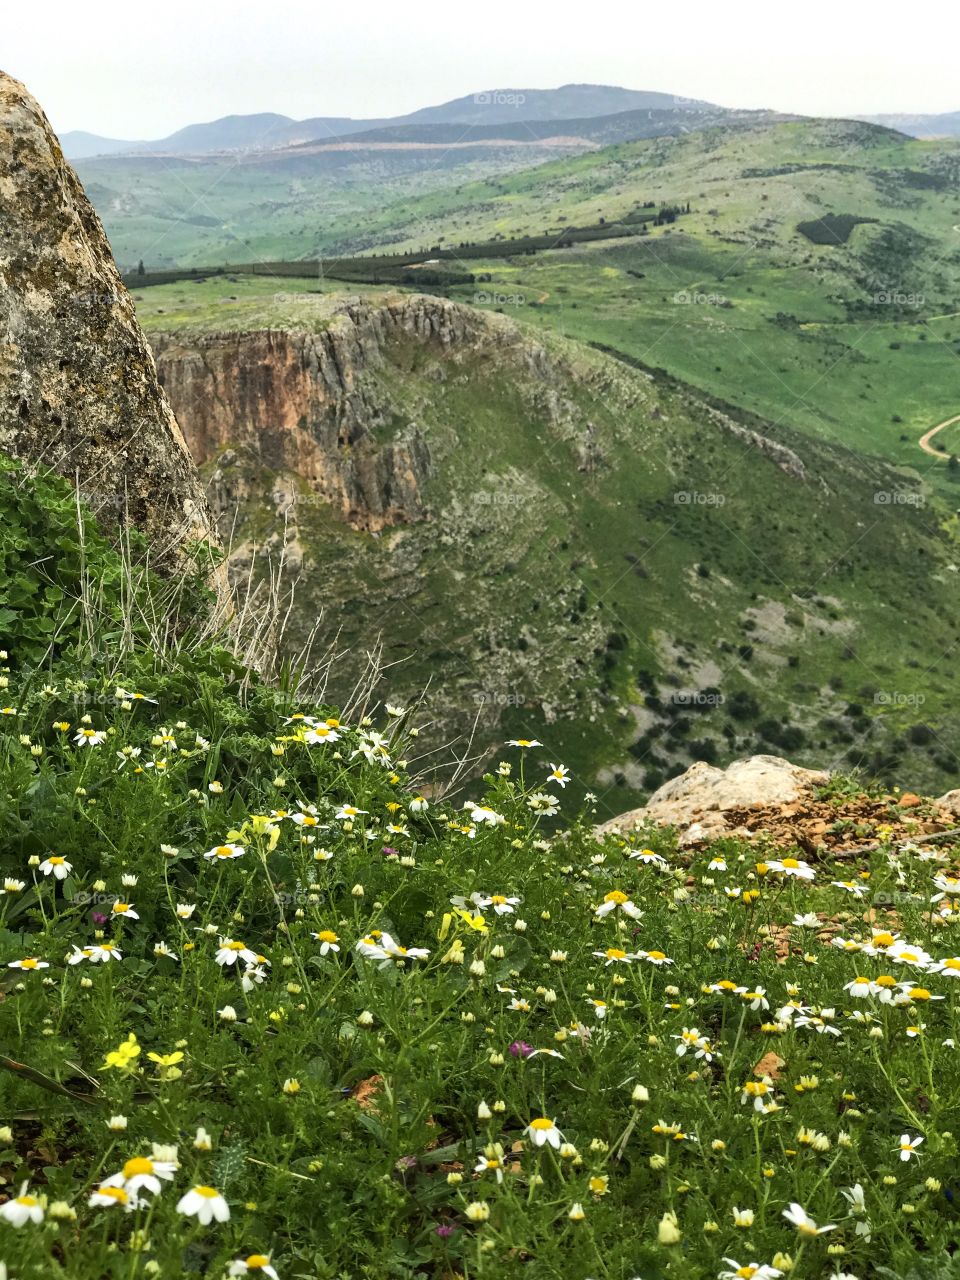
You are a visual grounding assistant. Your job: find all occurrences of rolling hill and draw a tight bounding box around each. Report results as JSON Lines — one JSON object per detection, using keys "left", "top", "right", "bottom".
{"left": 74, "top": 104, "right": 787, "bottom": 270}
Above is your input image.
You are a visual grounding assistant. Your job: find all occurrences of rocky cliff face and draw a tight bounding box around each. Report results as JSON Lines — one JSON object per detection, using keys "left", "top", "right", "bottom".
{"left": 0, "top": 71, "right": 218, "bottom": 570}
{"left": 151, "top": 296, "right": 549, "bottom": 532}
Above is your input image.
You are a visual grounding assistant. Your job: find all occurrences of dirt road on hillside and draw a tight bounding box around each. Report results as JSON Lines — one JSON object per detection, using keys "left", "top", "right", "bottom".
{"left": 919, "top": 413, "right": 960, "bottom": 459}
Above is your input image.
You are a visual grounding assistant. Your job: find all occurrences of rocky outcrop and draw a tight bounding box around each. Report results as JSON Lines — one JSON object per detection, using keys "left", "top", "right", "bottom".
{"left": 600, "top": 754, "right": 830, "bottom": 845}
{"left": 706, "top": 407, "right": 807, "bottom": 480}
{"left": 152, "top": 297, "right": 534, "bottom": 532}
{"left": 0, "top": 71, "right": 218, "bottom": 570}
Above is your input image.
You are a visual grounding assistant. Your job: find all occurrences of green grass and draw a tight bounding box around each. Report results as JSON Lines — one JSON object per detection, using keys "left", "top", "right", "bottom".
{"left": 3, "top": 482, "right": 960, "bottom": 1275}
{"left": 131, "top": 275, "right": 381, "bottom": 332}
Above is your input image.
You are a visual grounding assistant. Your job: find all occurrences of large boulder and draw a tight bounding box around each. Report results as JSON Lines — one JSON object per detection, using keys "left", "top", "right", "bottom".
{"left": 599, "top": 754, "right": 830, "bottom": 845}
{"left": 0, "top": 70, "right": 219, "bottom": 574}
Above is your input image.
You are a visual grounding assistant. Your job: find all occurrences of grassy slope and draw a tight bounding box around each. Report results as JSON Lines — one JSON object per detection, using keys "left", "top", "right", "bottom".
{"left": 120, "top": 118, "right": 960, "bottom": 490}
{"left": 77, "top": 142, "right": 595, "bottom": 271}
{"left": 366, "top": 119, "right": 960, "bottom": 501}
{"left": 140, "top": 285, "right": 960, "bottom": 812}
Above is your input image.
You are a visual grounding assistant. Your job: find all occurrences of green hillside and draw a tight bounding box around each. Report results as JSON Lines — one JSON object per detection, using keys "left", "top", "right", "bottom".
{"left": 138, "top": 284, "right": 960, "bottom": 812}
{"left": 370, "top": 118, "right": 960, "bottom": 500}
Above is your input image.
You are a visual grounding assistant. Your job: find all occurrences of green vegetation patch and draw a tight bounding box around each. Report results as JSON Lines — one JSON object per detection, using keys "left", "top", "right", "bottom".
{"left": 795, "top": 214, "right": 878, "bottom": 245}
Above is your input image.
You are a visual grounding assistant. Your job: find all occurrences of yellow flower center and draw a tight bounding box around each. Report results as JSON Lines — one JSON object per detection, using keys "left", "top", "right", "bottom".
{"left": 530, "top": 1118, "right": 555, "bottom": 1131}
{"left": 604, "top": 891, "right": 628, "bottom": 904}
{"left": 100, "top": 1186, "right": 128, "bottom": 1203}
{"left": 225, "top": 941, "right": 246, "bottom": 951}
{"left": 946, "top": 959, "right": 960, "bottom": 970}
{"left": 49, "top": 856, "right": 66, "bottom": 866}
{"left": 20, "top": 959, "right": 38, "bottom": 969}
{"left": 193, "top": 1185, "right": 220, "bottom": 1198}
{"left": 123, "top": 1157, "right": 154, "bottom": 1178}
{"left": 16, "top": 1195, "right": 38, "bottom": 1206}
{"left": 781, "top": 858, "right": 800, "bottom": 869}
{"left": 647, "top": 950, "right": 667, "bottom": 961}
{"left": 246, "top": 1258, "right": 270, "bottom": 1270}
{"left": 317, "top": 931, "right": 338, "bottom": 944}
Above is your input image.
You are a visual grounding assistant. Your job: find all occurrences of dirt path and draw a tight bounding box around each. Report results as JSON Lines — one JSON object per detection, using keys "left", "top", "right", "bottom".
{"left": 919, "top": 413, "right": 960, "bottom": 459}
{"left": 916, "top": 226, "right": 960, "bottom": 457}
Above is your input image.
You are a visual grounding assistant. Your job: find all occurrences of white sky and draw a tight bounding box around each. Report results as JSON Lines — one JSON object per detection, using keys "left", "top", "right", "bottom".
{"left": 5, "top": 0, "right": 958, "bottom": 138}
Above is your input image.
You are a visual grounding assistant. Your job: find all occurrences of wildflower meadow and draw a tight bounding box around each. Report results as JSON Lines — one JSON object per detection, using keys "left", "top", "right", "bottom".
{"left": 0, "top": 457, "right": 958, "bottom": 1280}
{"left": 2, "top": 659, "right": 960, "bottom": 1279}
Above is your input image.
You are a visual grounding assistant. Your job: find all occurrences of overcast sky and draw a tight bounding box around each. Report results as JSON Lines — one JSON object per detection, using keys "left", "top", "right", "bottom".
{"left": 6, "top": 0, "right": 958, "bottom": 138}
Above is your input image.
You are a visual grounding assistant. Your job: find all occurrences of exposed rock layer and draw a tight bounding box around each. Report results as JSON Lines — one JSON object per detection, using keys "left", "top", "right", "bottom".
{"left": 0, "top": 70, "right": 218, "bottom": 568}
{"left": 151, "top": 297, "right": 539, "bottom": 532}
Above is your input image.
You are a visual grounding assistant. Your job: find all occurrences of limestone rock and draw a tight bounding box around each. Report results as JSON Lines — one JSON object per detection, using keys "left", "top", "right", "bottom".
{"left": 0, "top": 71, "right": 219, "bottom": 572}
{"left": 599, "top": 754, "right": 830, "bottom": 842}
{"left": 150, "top": 296, "right": 544, "bottom": 534}
{"left": 936, "top": 789, "right": 960, "bottom": 819}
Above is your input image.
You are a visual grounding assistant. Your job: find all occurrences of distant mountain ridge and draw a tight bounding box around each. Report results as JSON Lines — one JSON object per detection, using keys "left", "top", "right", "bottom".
{"left": 59, "top": 83, "right": 719, "bottom": 157}
{"left": 856, "top": 109, "right": 960, "bottom": 138}
{"left": 284, "top": 105, "right": 789, "bottom": 152}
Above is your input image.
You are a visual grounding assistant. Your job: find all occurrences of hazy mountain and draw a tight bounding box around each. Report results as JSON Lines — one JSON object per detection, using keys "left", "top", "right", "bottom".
{"left": 396, "top": 83, "right": 713, "bottom": 125}
{"left": 59, "top": 129, "right": 145, "bottom": 158}
{"left": 60, "top": 113, "right": 388, "bottom": 158}
{"left": 59, "top": 84, "right": 717, "bottom": 158}
{"left": 856, "top": 109, "right": 960, "bottom": 137}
